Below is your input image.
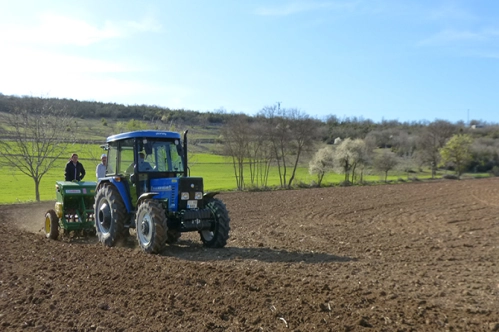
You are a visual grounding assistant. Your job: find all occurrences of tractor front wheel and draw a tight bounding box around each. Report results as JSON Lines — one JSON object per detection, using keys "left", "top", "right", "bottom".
{"left": 200, "top": 198, "right": 230, "bottom": 248}
{"left": 94, "top": 183, "right": 126, "bottom": 247}
{"left": 136, "top": 200, "right": 167, "bottom": 254}
{"left": 45, "top": 209, "right": 59, "bottom": 240}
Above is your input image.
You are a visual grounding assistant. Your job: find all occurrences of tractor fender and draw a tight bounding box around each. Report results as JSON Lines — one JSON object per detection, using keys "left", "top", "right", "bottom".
{"left": 203, "top": 191, "right": 220, "bottom": 200}
{"left": 97, "top": 179, "right": 134, "bottom": 213}
{"left": 137, "top": 192, "right": 160, "bottom": 206}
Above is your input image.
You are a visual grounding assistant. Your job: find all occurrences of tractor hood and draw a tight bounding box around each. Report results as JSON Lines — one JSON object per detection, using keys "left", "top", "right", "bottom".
{"left": 150, "top": 177, "right": 204, "bottom": 212}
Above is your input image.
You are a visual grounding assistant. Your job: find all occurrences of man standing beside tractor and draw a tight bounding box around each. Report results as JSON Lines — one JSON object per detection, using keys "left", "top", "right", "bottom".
{"left": 65, "top": 153, "right": 86, "bottom": 182}
{"left": 96, "top": 154, "right": 107, "bottom": 179}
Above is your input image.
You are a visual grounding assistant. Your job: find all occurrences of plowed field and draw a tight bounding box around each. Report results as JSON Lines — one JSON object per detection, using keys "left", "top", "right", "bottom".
{"left": 1, "top": 178, "right": 499, "bottom": 331}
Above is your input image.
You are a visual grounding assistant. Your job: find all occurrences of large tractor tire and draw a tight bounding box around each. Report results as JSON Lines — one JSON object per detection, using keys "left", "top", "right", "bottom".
{"left": 135, "top": 199, "right": 167, "bottom": 254}
{"left": 200, "top": 198, "right": 230, "bottom": 248}
{"left": 45, "top": 209, "right": 59, "bottom": 240}
{"left": 94, "top": 183, "right": 126, "bottom": 247}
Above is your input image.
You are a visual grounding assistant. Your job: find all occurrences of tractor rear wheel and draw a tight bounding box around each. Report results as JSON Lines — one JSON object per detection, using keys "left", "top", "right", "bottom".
{"left": 94, "top": 183, "right": 126, "bottom": 247}
{"left": 200, "top": 198, "right": 230, "bottom": 248}
{"left": 45, "top": 209, "right": 59, "bottom": 240}
{"left": 136, "top": 200, "right": 167, "bottom": 254}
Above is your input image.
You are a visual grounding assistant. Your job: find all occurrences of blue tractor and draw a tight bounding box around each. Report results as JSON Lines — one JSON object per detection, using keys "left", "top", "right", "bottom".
{"left": 94, "top": 130, "right": 230, "bottom": 254}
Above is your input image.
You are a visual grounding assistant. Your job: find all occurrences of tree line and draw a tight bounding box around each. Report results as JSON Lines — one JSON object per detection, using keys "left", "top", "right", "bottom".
{"left": 221, "top": 107, "right": 499, "bottom": 190}
{"left": 0, "top": 94, "right": 498, "bottom": 200}
{"left": 0, "top": 93, "right": 232, "bottom": 126}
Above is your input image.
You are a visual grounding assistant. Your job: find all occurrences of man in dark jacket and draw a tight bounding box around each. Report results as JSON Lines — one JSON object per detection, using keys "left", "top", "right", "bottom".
{"left": 65, "top": 153, "right": 86, "bottom": 181}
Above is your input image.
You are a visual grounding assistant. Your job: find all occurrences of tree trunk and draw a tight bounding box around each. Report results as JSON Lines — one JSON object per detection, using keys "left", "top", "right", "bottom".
{"left": 287, "top": 146, "right": 303, "bottom": 188}
{"left": 35, "top": 178, "right": 40, "bottom": 202}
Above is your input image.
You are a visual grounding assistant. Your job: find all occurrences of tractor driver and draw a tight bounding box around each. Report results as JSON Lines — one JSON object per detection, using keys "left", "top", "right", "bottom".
{"left": 138, "top": 152, "right": 153, "bottom": 171}
{"left": 125, "top": 152, "right": 152, "bottom": 174}
{"left": 65, "top": 153, "right": 86, "bottom": 182}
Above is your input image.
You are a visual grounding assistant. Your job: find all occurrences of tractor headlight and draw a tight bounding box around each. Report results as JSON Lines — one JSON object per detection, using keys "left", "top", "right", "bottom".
{"left": 194, "top": 192, "right": 203, "bottom": 200}
{"left": 181, "top": 192, "right": 190, "bottom": 200}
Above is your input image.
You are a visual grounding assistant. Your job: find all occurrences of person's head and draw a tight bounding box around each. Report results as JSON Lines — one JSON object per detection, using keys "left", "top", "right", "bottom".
{"left": 100, "top": 154, "right": 107, "bottom": 165}
{"left": 139, "top": 152, "right": 145, "bottom": 160}
{"left": 71, "top": 153, "right": 78, "bottom": 163}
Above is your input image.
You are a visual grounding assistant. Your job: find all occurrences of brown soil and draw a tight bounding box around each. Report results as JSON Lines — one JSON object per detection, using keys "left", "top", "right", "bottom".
{"left": 1, "top": 178, "right": 499, "bottom": 331}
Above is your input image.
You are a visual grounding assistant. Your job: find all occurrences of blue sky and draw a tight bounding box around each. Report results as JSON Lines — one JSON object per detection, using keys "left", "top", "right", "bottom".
{"left": 1, "top": 0, "right": 497, "bottom": 124}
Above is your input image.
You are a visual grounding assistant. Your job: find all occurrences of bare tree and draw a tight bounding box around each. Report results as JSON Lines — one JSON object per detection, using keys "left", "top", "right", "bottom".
{"left": 416, "top": 120, "right": 457, "bottom": 178}
{"left": 285, "top": 109, "right": 320, "bottom": 188}
{"left": 220, "top": 114, "right": 252, "bottom": 190}
{"left": 374, "top": 150, "right": 399, "bottom": 182}
{"left": 258, "top": 105, "right": 291, "bottom": 188}
{"left": 223, "top": 106, "right": 317, "bottom": 190}
{"left": 258, "top": 106, "right": 320, "bottom": 188}
{"left": 365, "top": 129, "right": 395, "bottom": 148}
{"left": 0, "top": 99, "right": 77, "bottom": 201}
{"left": 392, "top": 130, "right": 416, "bottom": 157}
{"left": 357, "top": 138, "right": 375, "bottom": 183}
{"left": 246, "top": 121, "right": 273, "bottom": 188}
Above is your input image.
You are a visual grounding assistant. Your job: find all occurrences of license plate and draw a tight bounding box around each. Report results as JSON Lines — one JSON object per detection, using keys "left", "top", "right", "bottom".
{"left": 187, "top": 200, "right": 197, "bottom": 209}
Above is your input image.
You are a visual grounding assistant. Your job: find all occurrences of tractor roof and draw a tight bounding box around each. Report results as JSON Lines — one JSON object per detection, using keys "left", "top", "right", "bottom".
{"left": 106, "top": 130, "right": 181, "bottom": 143}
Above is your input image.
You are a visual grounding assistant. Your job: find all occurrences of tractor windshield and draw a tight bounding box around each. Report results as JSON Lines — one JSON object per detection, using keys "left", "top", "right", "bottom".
{"left": 108, "top": 137, "right": 184, "bottom": 176}
{"left": 141, "top": 139, "right": 184, "bottom": 173}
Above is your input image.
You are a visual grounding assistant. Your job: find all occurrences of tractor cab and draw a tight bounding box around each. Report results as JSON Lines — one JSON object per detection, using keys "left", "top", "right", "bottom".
{"left": 102, "top": 130, "right": 186, "bottom": 210}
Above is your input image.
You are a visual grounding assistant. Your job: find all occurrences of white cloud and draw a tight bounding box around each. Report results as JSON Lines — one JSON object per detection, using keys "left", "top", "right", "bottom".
{"left": 0, "top": 44, "right": 191, "bottom": 107}
{"left": 0, "top": 14, "right": 118, "bottom": 46}
{"left": 0, "top": 12, "right": 162, "bottom": 46}
{"left": 0, "top": 70, "right": 192, "bottom": 107}
{"left": 0, "top": 6, "right": 171, "bottom": 106}
{"left": 0, "top": 46, "right": 141, "bottom": 76}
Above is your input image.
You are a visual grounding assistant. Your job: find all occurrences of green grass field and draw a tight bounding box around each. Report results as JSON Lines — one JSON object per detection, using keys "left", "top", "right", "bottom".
{"left": 0, "top": 149, "right": 445, "bottom": 204}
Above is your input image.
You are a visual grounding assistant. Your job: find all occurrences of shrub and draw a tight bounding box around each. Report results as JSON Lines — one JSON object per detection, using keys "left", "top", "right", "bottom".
{"left": 443, "top": 174, "right": 459, "bottom": 180}
{"left": 246, "top": 185, "right": 280, "bottom": 192}
{"left": 308, "top": 180, "right": 320, "bottom": 188}
{"left": 295, "top": 180, "right": 313, "bottom": 188}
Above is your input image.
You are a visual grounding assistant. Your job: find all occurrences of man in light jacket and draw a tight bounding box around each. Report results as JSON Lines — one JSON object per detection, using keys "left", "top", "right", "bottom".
{"left": 96, "top": 154, "right": 107, "bottom": 179}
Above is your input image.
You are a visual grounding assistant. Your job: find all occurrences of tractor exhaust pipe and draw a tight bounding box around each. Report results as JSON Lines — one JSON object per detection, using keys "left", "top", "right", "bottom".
{"left": 183, "top": 130, "right": 188, "bottom": 177}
